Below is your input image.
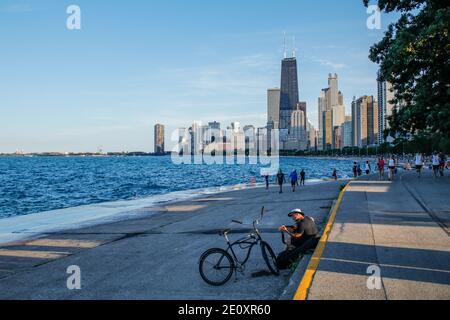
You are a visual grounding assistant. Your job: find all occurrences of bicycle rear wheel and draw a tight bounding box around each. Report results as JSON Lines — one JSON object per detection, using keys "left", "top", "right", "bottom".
{"left": 199, "top": 248, "right": 234, "bottom": 286}
{"left": 261, "top": 241, "right": 279, "bottom": 275}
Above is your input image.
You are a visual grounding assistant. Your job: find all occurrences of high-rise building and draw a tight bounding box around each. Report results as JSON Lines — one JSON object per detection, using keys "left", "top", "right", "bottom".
{"left": 279, "top": 57, "right": 299, "bottom": 131}
{"left": 296, "top": 102, "right": 307, "bottom": 128}
{"left": 333, "top": 126, "right": 342, "bottom": 150}
{"left": 317, "top": 74, "right": 345, "bottom": 150}
{"left": 324, "top": 110, "right": 333, "bottom": 150}
{"left": 267, "top": 88, "right": 281, "bottom": 129}
{"left": 332, "top": 104, "right": 345, "bottom": 128}
{"left": 290, "top": 110, "right": 306, "bottom": 143}
{"left": 207, "top": 121, "right": 221, "bottom": 144}
{"left": 377, "top": 73, "right": 395, "bottom": 144}
{"left": 285, "top": 111, "right": 307, "bottom": 151}
{"left": 317, "top": 90, "right": 326, "bottom": 151}
{"left": 208, "top": 121, "right": 220, "bottom": 131}
{"left": 307, "top": 120, "right": 317, "bottom": 151}
{"left": 353, "top": 96, "right": 379, "bottom": 147}
{"left": 341, "top": 116, "right": 353, "bottom": 148}
{"left": 351, "top": 97, "right": 360, "bottom": 147}
{"left": 154, "top": 124, "right": 165, "bottom": 154}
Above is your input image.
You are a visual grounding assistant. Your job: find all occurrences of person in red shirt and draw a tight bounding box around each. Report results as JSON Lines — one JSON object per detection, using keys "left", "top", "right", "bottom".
{"left": 332, "top": 168, "right": 338, "bottom": 181}
{"left": 377, "top": 157, "right": 385, "bottom": 180}
{"left": 352, "top": 162, "right": 357, "bottom": 178}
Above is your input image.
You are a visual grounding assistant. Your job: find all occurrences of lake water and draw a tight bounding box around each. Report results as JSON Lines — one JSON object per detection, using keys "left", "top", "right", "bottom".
{"left": 0, "top": 156, "right": 356, "bottom": 219}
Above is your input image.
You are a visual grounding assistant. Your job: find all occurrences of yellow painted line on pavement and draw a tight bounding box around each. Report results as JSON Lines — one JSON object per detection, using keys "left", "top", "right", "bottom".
{"left": 293, "top": 182, "right": 350, "bottom": 300}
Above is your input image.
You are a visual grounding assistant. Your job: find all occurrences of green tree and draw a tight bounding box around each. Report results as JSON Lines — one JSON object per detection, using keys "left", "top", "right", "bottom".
{"left": 364, "top": 0, "right": 450, "bottom": 152}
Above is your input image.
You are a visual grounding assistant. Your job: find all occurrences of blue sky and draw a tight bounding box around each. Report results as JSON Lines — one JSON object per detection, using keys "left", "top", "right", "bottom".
{"left": 0, "top": 0, "right": 398, "bottom": 152}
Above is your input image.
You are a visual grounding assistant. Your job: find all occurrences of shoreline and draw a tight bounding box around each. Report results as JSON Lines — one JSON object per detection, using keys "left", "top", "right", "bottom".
{"left": 0, "top": 178, "right": 335, "bottom": 245}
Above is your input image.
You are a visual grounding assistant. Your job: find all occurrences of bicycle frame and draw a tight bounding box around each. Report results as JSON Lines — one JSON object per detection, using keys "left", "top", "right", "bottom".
{"left": 213, "top": 207, "right": 266, "bottom": 271}
{"left": 225, "top": 233, "right": 261, "bottom": 268}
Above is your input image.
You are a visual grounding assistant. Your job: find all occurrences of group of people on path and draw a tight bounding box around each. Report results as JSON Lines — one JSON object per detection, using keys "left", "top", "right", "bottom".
{"left": 263, "top": 169, "right": 306, "bottom": 193}
{"left": 353, "top": 152, "right": 448, "bottom": 182}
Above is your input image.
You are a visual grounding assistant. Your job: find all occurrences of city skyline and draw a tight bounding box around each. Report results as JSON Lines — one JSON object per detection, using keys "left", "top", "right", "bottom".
{"left": 0, "top": 0, "right": 400, "bottom": 153}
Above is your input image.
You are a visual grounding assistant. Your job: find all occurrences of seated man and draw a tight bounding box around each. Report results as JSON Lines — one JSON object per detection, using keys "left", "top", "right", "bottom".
{"left": 276, "top": 208, "right": 321, "bottom": 269}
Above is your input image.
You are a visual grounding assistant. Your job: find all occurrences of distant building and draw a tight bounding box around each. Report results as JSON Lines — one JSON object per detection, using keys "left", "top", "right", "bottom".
{"left": 208, "top": 121, "right": 221, "bottom": 144}
{"left": 154, "top": 124, "right": 165, "bottom": 154}
{"left": 324, "top": 110, "right": 333, "bottom": 150}
{"left": 353, "top": 96, "right": 379, "bottom": 147}
{"left": 377, "top": 73, "right": 395, "bottom": 144}
{"left": 317, "top": 91, "right": 326, "bottom": 151}
{"left": 351, "top": 97, "right": 360, "bottom": 147}
{"left": 267, "top": 88, "right": 281, "bottom": 129}
{"left": 296, "top": 102, "right": 307, "bottom": 128}
{"left": 333, "top": 126, "right": 342, "bottom": 150}
{"left": 279, "top": 57, "right": 299, "bottom": 131}
{"left": 285, "top": 109, "right": 307, "bottom": 151}
{"left": 317, "top": 74, "right": 345, "bottom": 150}
{"left": 307, "top": 120, "right": 318, "bottom": 151}
{"left": 230, "top": 122, "right": 241, "bottom": 133}
{"left": 341, "top": 116, "right": 353, "bottom": 148}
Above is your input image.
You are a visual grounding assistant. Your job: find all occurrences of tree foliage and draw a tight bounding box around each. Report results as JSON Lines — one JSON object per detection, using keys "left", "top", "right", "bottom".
{"left": 364, "top": 0, "right": 450, "bottom": 151}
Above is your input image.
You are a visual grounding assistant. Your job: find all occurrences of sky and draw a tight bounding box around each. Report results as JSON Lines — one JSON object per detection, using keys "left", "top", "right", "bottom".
{"left": 0, "top": 0, "right": 399, "bottom": 153}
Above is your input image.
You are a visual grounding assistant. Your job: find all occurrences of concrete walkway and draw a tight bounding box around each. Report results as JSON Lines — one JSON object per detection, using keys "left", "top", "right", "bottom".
{"left": 307, "top": 171, "right": 450, "bottom": 300}
{"left": 0, "top": 181, "right": 343, "bottom": 300}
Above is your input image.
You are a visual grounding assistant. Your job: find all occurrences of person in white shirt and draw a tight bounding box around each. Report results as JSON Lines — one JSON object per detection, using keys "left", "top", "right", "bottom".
{"left": 415, "top": 153, "right": 424, "bottom": 178}
{"left": 364, "top": 161, "right": 371, "bottom": 175}
{"left": 432, "top": 152, "right": 440, "bottom": 178}
{"left": 388, "top": 156, "right": 396, "bottom": 181}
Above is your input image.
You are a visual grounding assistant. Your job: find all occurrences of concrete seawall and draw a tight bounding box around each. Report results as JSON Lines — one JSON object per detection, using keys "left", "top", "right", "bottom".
{"left": 0, "top": 180, "right": 344, "bottom": 299}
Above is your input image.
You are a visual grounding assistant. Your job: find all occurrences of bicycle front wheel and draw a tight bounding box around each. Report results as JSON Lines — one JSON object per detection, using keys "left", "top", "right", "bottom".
{"left": 261, "top": 241, "right": 279, "bottom": 275}
{"left": 199, "top": 248, "right": 235, "bottom": 286}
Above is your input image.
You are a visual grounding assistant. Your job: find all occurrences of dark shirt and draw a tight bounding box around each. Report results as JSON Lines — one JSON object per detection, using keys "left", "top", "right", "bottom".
{"left": 300, "top": 172, "right": 305, "bottom": 180}
{"left": 276, "top": 173, "right": 285, "bottom": 184}
{"left": 291, "top": 217, "right": 319, "bottom": 247}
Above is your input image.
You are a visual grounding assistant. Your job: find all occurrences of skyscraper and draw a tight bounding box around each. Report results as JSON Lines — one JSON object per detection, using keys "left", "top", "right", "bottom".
{"left": 279, "top": 57, "right": 299, "bottom": 131}
{"left": 351, "top": 97, "right": 360, "bottom": 147}
{"left": 317, "top": 90, "right": 326, "bottom": 150}
{"left": 342, "top": 116, "right": 353, "bottom": 148}
{"left": 377, "top": 73, "right": 395, "bottom": 144}
{"left": 296, "top": 102, "right": 307, "bottom": 128}
{"left": 353, "top": 96, "right": 379, "bottom": 147}
{"left": 267, "top": 88, "right": 281, "bottom": 129}
{"left": 154, "top": 124, "right": 165, "bottom": 154}
{"left": 317, "top": 74, "right": 345, "bottom": 150}
{"left": 284, "top": 109, "right": 306, "bottom": 151}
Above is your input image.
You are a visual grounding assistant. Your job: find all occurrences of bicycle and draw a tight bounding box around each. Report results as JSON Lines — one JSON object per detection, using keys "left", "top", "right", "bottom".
{"left": 198, "top": 207, "right": 279, "bottom": 286}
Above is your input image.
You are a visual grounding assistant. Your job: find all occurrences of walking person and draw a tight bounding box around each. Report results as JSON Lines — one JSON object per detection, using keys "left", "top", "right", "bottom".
{"left": 289, "top": 170, "right": 299, "bottom": 192}
{"left": 352, "top": 162, "right": 358, "bottom": 178}
{"left": 388, "top": 155, "right": 396, "bottom": 181}
{"left": 332, "top": 168, "right": 338, "bottom": 181}
{"left": 439, "top": 152, "right": 447, "bottom": 177}
{"left": 364, "top": 160, "right": 371, "bottom": 175}
{"left": 415, "top": 153, "right": 424, "bottom": 178}
{"left": 300, "top": 169, "right": 306, "bottom": 186}
{"left": 263, "top": 174, "right": 270, "bottom": 190}
{"left": 432, "top": 152, "right": 440, "bottom": 178}
{"left": 357, "top": 164, "right": 362, "bottom": 177}
{"left": 276, "top": 169, "right": 286, "bottom": 194}
{"left": 377, "top": 157, "right": 385, "bottom": 180}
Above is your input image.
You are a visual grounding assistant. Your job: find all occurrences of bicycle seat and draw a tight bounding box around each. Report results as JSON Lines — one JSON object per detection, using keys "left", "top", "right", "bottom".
{"left": 219, "top": 229, "right": 231, "bottom": 236}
